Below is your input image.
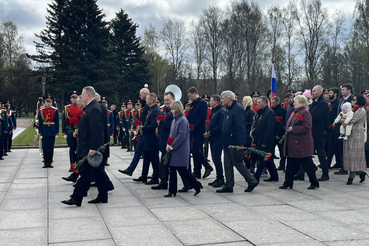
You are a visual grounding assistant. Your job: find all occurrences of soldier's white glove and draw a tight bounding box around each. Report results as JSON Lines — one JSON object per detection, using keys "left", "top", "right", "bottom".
{"left": 110, "top": 136, "right": 113, "bottom": 138}
{"left": 55, "top": 135, "right": 59, "bottom": 138}
{"left": 40, "top": 136, "right": 43, "bottom": 139}
{"left": 35, "top": 129, "right": 39, "bottom": 134}
{"left": 63, "top": 135, "right": 67, "bottom": 139}
{"left": 133, "top": 131, "right": 137, "bottom": 135}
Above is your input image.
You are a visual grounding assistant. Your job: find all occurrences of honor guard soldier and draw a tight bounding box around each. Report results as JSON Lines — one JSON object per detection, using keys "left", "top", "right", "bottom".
{"left": 38, "top": 94, "right": 59, "bottom": 168}
{"left": 117, "top": 102, "right": 126, "bottom": 149}
{"left": 129, "top": 100, "right": 142, "bottom": 151}
{"left": 4, "top": 101, "right": 16, "bottom": 153}
{"left": 62, "top": 91, "right": 82, "bottom": 172}
{"left": 0, "top": 100, "right": 9, "bottom": 160}
{"left": 234, "top": 92, "right": 239, "bottom": 101}
{"left": 124, "top": 100, "right": 133, "bottom": 151}
{"left": 251, "top": 91, "right": 260, "bottom": 112}
{"left": 101, "top": 96, "right": 114, "bottom": 165}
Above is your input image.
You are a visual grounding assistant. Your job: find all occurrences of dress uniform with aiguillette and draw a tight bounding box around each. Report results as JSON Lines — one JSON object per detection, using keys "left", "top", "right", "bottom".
{"left": 101, "top": 96, "right": 114, "bottom": 165}
{"left": 38, "top": 94, "right": 60, "bottom": 168}
{"left": 62, "top": 91, "right": 82, "bottom": 172}
{"left": 124, "top": 100, "right": 133, "bottom": 151}
{"left": 118, "top": 102, "right": 127, "bottom": 149}
{"left": 0, "top": 100, "right": 9, "bottom": 160}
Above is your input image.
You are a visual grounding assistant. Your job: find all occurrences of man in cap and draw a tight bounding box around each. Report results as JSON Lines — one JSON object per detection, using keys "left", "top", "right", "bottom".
{"left": 250, "top": 91, "right": 260, "bottom": 112}
{"left": 101, "top": 96, "right": 114, "bottom": 166}
{"left": 117, "top": 102, "right": 126, "bottom": 149}
{"left": 124, "top": 100, "right": 133, "bottom": 151}
{"left": 62, "top": 91, "right": 82, "bottom": 172}
{"left": 4, "top": 101, "right": 16, "bottom": 153}
{"left": 323, "top": 89, "right": 330, "bottom": 102}
{"left": 110, "top": 104, "right": 119, "bottom": 145}
{"left": 38, "top": 94, "right": 59, "bottom": 168}
{"left": 0, "top": 100, "right": 8, "bottom": 160}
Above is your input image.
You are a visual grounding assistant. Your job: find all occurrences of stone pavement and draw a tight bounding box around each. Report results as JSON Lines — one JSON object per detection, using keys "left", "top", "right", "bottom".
{"left": 1, "top": 147, "right": 369, "bottom": 246}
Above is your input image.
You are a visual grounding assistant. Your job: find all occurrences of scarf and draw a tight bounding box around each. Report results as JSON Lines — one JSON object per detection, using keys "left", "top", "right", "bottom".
{"left": 352, "top": 105, "right": 362, "bottom": 112}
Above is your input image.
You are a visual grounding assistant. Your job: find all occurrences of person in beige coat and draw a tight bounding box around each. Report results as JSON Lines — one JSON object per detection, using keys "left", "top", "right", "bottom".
{"left": 342, "top": 95, "right": 368, "bottom": 185}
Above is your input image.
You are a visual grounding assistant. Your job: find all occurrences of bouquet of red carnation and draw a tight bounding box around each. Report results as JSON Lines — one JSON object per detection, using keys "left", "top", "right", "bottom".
{"left": 167, "top": 136, "right": 175, "bottom": 146}
{"left": 156, "top": 115, "right": 165, "bottom": 121}
{"left": 134, "top": 118, "right": 143, "bottom": 127}
{"left": 276, "top": 116, "right": 283, "bottom": 123}
{"left": 264, "top": 152, "right": 273, "bottom": 161}
{"left": 205, "top": 120, "right": 211, "bottom": 125}
{"left": 279, "top": 113, "right": 304, "bottom": 144}
{"left": 69, "top": 116, "right": 80, "bottom": 129}
{"left": 184, "top": 111, "right": 189, "bottom": 118}
{"left": 189, "top": 124, "right": 194, "bottom": 130}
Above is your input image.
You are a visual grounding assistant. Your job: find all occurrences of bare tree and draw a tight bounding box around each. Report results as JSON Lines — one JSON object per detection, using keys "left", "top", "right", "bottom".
{"left": 354, "top": 0, "right": 369, "bottom": 81}
{"left": 294, "top": 0, "right": 330, "bottom": 88}
{"left": 160, "top": 18, "right": 189, "bottom": 81}
{"left": 190, "top": 20, "right": 207, "bottom": 85}
{"left": 0, "top": 20, "right": 25, "bottom": 67}
{"left": 268, "top": 6, "right": 283, "bottom": 64}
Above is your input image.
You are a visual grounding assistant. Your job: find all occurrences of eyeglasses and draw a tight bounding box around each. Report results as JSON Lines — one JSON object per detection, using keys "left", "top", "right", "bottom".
{"left": 352, "top": 99, "right": 357, "bottom": 101}
{"left": 71, "top": 96, "right": 78, "bottom": 99}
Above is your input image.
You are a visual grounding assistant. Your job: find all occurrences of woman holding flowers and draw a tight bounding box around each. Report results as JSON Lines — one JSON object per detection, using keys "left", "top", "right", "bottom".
{"left": 280, "top": 95, "right": 320, "bottom": 190}
{"left": 164, "top": 101, "right": 203, "bottom": 197}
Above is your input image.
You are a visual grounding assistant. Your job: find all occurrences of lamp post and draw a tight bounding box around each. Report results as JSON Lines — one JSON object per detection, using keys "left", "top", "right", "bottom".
{"left": 42, "top": 76, "right": 46, "bottom": 96}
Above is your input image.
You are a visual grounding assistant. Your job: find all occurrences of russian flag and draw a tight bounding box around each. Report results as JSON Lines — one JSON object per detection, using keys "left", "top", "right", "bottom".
{"left": 271, "top": 64, "right": 277, "bottom": 98}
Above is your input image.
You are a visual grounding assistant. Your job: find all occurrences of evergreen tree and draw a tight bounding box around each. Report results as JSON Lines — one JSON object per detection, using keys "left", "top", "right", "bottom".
{"left": 110, "top": 9, "right": 149, "bottom": 102}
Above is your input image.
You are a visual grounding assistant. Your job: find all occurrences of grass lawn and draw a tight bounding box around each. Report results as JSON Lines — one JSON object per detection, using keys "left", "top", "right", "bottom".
{"left": 13, "top": 126, "right": 67, "bottom": 146}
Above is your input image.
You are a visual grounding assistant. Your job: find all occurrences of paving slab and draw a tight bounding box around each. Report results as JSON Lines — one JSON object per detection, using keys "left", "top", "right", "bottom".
{"left": 0, "top": 147, "right": 369, "bottom": 246}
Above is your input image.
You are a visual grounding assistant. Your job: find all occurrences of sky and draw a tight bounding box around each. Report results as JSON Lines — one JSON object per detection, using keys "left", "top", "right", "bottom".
{"left": 0, "top": 0, "right": 358, "bottom": 58}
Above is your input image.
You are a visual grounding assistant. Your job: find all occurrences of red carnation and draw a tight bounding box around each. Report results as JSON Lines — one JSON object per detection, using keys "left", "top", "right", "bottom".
{"left": 156, "top": 115, "right": 165, "bottom": 121}
{"left": 264, "top": 152, "right": 272, "bottom": 161}
{"left": 189, "top": 124, "right": 194, "bottom": 130}
{"left": 184, "top": 111, "right": 189, "bottom": 118}
{"left": 167, "top": 137, "right": 175, "bottom": 146}
{"left": 328, "top": 124, "right": 334, "bottom": 129}
{"left": 275, "top": 116, "right": 283, "bottom": 123}
{"left": 205, "top": 120, "right": 211, "bottom": 125}
{"left": 295, "top": 113, "right": 304, "bottom": 121}
{"left": 134, "top": 118, "right": 143, "bottom": 126}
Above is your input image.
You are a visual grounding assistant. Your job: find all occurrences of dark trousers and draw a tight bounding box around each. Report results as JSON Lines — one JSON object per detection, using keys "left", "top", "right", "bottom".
{"left": 365, "top": 149, "right": 369, "bottom": 168}
{"left": 254, "top": 154, "right": 279, "bottom": 182}
{"left": 119, "top": 128, "right": 126, "bottom": 147}
{"left": 126, "top": 137, "right": 143, "bottom": 173}
{"left": 169, "top": 166, "right": 200, "bottom": 194}
{"left": 284, "top": 157, "right": 319, "bottom": 187}
{"left": 315, "top": 143, "right": 329, "bottom": 176}
{"left": 327, "top": 128, "right": 343, "bottom": 168}
{"left": 125, "top": 127, "right": 130, "bottom": 149}
{"left": 72, "top": 161, "right": 108, "bottom": 202}
{"left": 113, "top": 127, "right": 118, "bottom": 143}
{"left": 66, "top": 134, "right": 77, "bottom": 165}
{"left": 42, "top": 136, "right": 55, "bottom": 163}
{"left": 6, "top": 132, "right": 13, "bottom": 151}
{"left": 2, "top": 132, "right": 8, "bottom": 154}
{"left": 0, "top": 136, "right": 3, "bottom": 158}
{"left": 141, "top": 150, "right": 160, "bottom": 180}
{"left": 159, "top": 151, "right": 169, "bottom": 184}
{"left": 210, "top": 140, "right": 224, "bottom": 180}
{"left": 224, "top": 148, "right": 258, "bottom": 188}
{"left": 191, "top": 136, "right": 212, "bottom": 176}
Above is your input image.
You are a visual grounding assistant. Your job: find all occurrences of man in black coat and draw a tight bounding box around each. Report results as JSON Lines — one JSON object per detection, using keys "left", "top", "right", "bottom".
{"left": 253, "top": 96, "right": 278, "bottom": 182}
{"left": 326, "top": 87, "right": 340, "bottom": 168}
{"left": 309, "top": 85, "right": 330, "bottom": 181}
{"left": 139, "top": 93, "right": 161, "bottom": 184}
{"left": 62, "top": 86, "right": 108, "bottom": 206}
{"left": 271, "top": 97, "right": 287, "bottom": 170}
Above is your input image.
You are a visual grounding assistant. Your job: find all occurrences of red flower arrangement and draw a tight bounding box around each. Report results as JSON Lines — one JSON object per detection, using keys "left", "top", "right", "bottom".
{"left": 275, "top": 116, "right": 283, "bottom": 123}
{"left": 184, "top": 111, "right": 189, "bottom": 118}
{"left": 279, "top": 113, "right": 304, "bottom": 144}
{"left": 156, "top": 115, "right": 165, "bottom": 121}
{"left": 69, "top": 116, "right": 80, "bottom": 128}
{"left": 189, "top": 124, "right": 194, "bottom": 130}
{"left": 205, "top": 120, "right": 211, "bottom": 125}
{"left": 295, "top": 113, "right": 303, "bottom": 121}
{"left": 134, "top": 118, "right": 143, "bottom": 126}
{"left": 264, "top": 152, "right": 272, "bottom": 161}
{"left": 167, "top": 137, "right": 175, "bottom": 146}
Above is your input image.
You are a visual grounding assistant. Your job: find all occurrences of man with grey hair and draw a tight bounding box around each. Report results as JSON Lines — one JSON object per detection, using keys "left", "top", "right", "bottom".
{"left": 216, "top": 90, "right": 258, "bottom": 193}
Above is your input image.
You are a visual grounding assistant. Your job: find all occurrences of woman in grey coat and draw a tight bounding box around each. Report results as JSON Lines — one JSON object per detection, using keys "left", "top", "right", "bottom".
{"left": 165, "top": 101, "right": 203, "bottom": 197}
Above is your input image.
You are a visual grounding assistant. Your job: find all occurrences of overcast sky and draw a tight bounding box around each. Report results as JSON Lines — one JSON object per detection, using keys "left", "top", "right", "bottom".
{"left": 0, "top": 0, "right": 358, "bottom": 57}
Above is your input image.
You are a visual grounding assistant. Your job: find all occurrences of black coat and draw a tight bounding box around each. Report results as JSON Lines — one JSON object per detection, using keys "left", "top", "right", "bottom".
{"left": 77, "top": 100, "right": 104, "bottom": 159}
{"left": 98, "top": 101, "right": 109, "bottom": 143}
{"left": 222, "top": 101, "right": 246, "bottom": 148}
{"left": 208, "top": 104, "right": 225, "bottom": 142}
{"left": 272, "top": 104, "right": 287, "bottom": 138}
{"left": 187, "top": 97, "right": 208, "bottom": 138}
{"left": 253, "top": 106, "right": 275, "bottom": 152}
{"left": 309, "top": 95, "right": 329, "bottom": 147}
{"left": 142, "top": 104, "right": 161, "bottom": 151}
{"left": 158, "top": 107, "right": 174, "bottom": 153}
{"left": 327, "top": 98, "right": 339, "bottom": 126}
{"left": 140, "top": 99, "right": 150, "bottom": 125}
{"left": 244, "top": 106, "right": 255, "bottom": 146}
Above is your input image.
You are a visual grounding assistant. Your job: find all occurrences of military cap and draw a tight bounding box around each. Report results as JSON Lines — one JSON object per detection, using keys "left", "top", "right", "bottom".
{"left": 323, "top": 89, "right": 329, "bottom": 94}
{"left": 5, "top": 101, "right": 11, "bottom": 105}
{"left": 250, "top": 91, "right": 261, "bottom": 97}
{"left": 234, "top": 92, "right": 239, "bottom": 98}
{"left": 121, "top": 102, "right": 126, "bottom": 107}
{"left": 361, "top": 90, "right": 368, "bottom": 95}
{"left": 266, "top": 89, "right": 272, "bottom": 96}
{"left": 43, "top": 94, "right": 54, "bottom": 101}
{"left": 184, "top": 101, "right": 191, "bottom": 105}
{"left": 202, "top": 95, "right": 210, "bottom": 101}
{"left": 135, "top": 100, "right": 141, "bottom": 105}
{"left": 101, "top": 96, "right": 109, "bottom": 103}
{"left": 68, "top": 91, "right": 80, "bottom": 98}
{"left": 126, "top": 100, "right": 133, "bottom": 105}
{"left": 157, "top": 97, "right": 161, "bottom": 103}
{"left": 285, "top": 89, "right": 295, "bottom": 95}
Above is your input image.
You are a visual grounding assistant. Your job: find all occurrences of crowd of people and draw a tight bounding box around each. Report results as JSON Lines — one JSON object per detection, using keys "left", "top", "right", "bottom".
{"left": 0, "top": 100, "right": 17, "bottom": 161}
{"left": 31, "top": 83, "right": 369, "bottom": 206}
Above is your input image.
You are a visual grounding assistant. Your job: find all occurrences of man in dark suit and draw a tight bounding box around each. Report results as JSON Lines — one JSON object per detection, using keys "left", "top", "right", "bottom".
{"left": 62, "top": 86, "right": 108, "bottom": 206}
{"left": 308, "top": 85, "right": 330, "bottom": 181}
{"left": 333, "top": 84, "right": 354, "bottom": 175}
{"left": 136, "top": 93, "right": 161, "bottom": 184}
{"left": 326, "top": 87, "right": 340, "bottom": 168}
{"left": 271, "top": 96, "right": 287, "bottom": 170}
{"left": 253, "top": 96, "right": 278, "bottom": 182}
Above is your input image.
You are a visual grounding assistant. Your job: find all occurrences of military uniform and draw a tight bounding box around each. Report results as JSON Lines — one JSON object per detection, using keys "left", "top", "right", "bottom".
{"left": 62, "top": 91, "right": 82, "bottom": 171}
{"left": 123, "top": 100, "right": 133, "bottom": 151}
{"left": 251, "top": 91, "right": 260, "bottom": 112}
{"left": 4, "top": 101, "right": 16, "bottom": 152}
{"left": 38, "top": 94, "right": 59, "bottom": 168}
{"left": 0, "top": 100, "right": 9, "bottom": 160}
{"left": 129, "top": 100, "right": 142, "bottom": 151}
{"left": 117, "top": 103, "right": 127, "bottom": 149}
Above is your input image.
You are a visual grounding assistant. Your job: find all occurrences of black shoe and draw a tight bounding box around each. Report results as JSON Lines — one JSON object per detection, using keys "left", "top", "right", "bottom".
{"left": 151, "top": 183, "right": 168, "bottom": 190}
{"left": 212, "top": 179, "right": 225, "bottom": 187}
{"left": 307, "top": 184, "right": 319, "bottom": 189}
{"left": 118, "top": 169, "right": 133, "bottom": 176}
{"left": 334, "top": 169, "right": 348, "bottom": 175}
{"left": 331, "top": 163, "right": 341, "bottom": 169}
{"left": 0, "top": 157, "right": 4, "bottom": 160}
{"left": 121, "top": 147, "right": 124, "bottom": 149}
{"left": 126, "top": 148, "right": 131, "bottom": 152}
{"left": 62, "top": 175, "right": 77, "bottom": 182}
{"left": 245, "top": 182, "right": 258, "bottom": 192}
{"left": 61, "top": 198, "right": 81, "bottom": 207}
{"left": 216, "top": 186, "right": 233, "bottom": 193}
{"left": 203, "top": 167, "right": 213, "bottom": 179}
{"left": 346, "top": 178, "right": 353, "bottom": 185}
{"left": 279, "top": 185, "right": 292, "bottom": 189}
{"left": 7, "top": 150, "right": 11, "bottom": 152}
{"left": 359, "top": 172, "right": 368, "bottom": 183}
{"left": 88, "top": 197, "right": 108, "bottom": 203}
{"left": 178, "top": 186, "right": 193, "bottom": 192}
{"left": 145, "top": 179, "right": 159, "bottom": 185}
{"left": 263, "top": 177, "right": 279, "bottom": 182}
{"left": 133, "top": 176, "right": 147, "bottom": 183}
{"left": 318, "top": 176, "right": 329, "bottom": 181}
{"left": 3, "top": 153, "right": 8, "bottom": 156}
{"left": 164, "top": 192, "right": 176, "bottom": 197}
{"left": 194, "top": 182, "right": 203, "bottom": 196}
{"left": 105, "top": 163, "right": 110, "bottom": 166}
{"left": 208, "top": 179, "right": 217, "bottom": 186}
{"left": 192, "top": 173, "right": 201, "bottom": 179}
{"left": 293, "top": 174, "right": 304, "bottom": 181}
